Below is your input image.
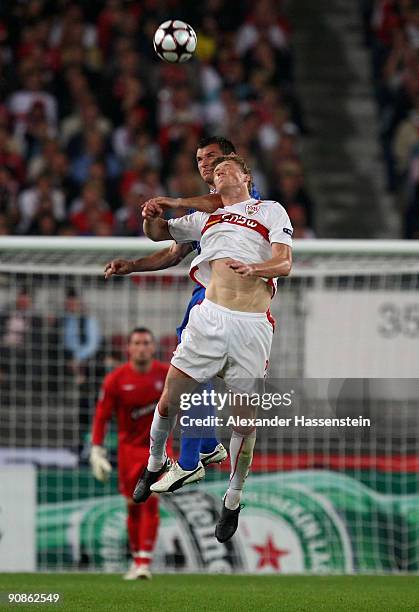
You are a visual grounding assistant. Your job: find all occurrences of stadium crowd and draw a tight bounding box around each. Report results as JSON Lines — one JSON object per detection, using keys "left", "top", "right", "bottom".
{"left": 0, "top": 0, "right": 315, "bottom": 240}
{"left": 364, "top": 0, "right": 419, "bottom": 237}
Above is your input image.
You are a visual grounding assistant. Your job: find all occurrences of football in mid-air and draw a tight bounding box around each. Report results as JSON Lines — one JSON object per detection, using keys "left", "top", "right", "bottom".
{"left": 153, "top": 20, "right": 197, "bottom": 63}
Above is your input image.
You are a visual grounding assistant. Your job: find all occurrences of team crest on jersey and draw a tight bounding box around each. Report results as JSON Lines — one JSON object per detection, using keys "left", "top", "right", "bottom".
{"left": 155, "top": 380, "right": 164, "bottom": 391}
{"left": 122, "top": 384, "right": 136, "bottom": 391}
{"left": 246, "top": 203, "right": 260, "bottom": 216}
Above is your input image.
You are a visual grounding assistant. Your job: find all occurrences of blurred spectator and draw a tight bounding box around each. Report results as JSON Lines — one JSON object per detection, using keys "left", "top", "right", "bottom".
{"left": 63, "top": 287, "right": 102, "bottom": 377}
{"left": 27, "top": 138, "right": 60, "bottom": 180}
{"left": 62, "top": 286, "right": 104, "bottom": 445}
{"left": 7, "top": 70, "right": 58, "bottom": 139}
{"left": 287, "top": 204, "right": 316, "bottom": 239}
{"left": 61, "top": 98, "right": 112, "bottom": 150}
{"left": 0, "top": 166, "right": 19, "bottom": 231}
{"left": 69, "top": 128, "right": 121, "bottom": 185}
{"left": 119, "top": 153, "right": 151, "bottom": 198}
{"left": 236, "top": 0, "right": 291, "bottom": 56}
{"left": 114, "top": 183, "right": 151, "bottom": 236}
{"left": 365, "top": 0, "right": 419, "bottom": 236}
{"left": 271, "top": 160, "right": 315, "bottom": 228}
{"left": 0, "top": 285, "right": 44, "bottom": 392}
{"left": 0, "top": 213, "right": 11, "bottom": 235}
{"left": 258, "top": 107, "right": 292, "bottom": 153}
{"left": 28, "top": 209, "right": 61, "bottom": 236}
{"left": 17, "top": 172, "right": 66, "bottom": 234}
{"left": 0, "top": 126, "right": 26, "bottom": 184}
{"left": 21, "top": 100, "right": 57, "bottom": 162}
{"left": 112, "top": 107, "right": 147, "bottom": 161}
{"left": 167, "top": 153, "right": 206, "bottom": 198}
{"left": 70, "top": 181, "right": 113, "bottom": 235}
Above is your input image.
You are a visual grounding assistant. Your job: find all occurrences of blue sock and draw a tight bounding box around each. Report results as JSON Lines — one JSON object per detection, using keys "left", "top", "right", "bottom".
{"left": 200, "top": 437, "right": 219, "bottom": 454}
{"left": 199, "top": 399, "right": 218, "bottom": 453}
{"left": 178, "top": 383, "right": 219, "bottom": 470}
{"left": 178, "top": 437, "right": 201, "bottom": 471}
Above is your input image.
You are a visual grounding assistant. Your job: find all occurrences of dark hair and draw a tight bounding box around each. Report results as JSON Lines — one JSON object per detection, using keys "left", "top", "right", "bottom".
{"left": 129, "top": 327, "right": 155, "bottom": 341}
{"left": 197, "top": 136, "right": 236, "bottom": 155}
{"left": 212, "top": 155, "right": 253, "bottom": 189}
{"left": 65, "top": 286, "right": 79, "bottom": 299}
{"left": 17, "top": 283, "right": 31, "bottom": 296}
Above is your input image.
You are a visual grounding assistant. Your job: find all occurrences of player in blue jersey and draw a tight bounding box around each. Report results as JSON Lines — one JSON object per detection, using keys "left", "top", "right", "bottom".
{"left": 104, "top": 137, "right": 262, "bottom": 493}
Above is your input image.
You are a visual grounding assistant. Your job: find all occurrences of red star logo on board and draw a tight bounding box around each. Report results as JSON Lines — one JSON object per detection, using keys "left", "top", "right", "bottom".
{"left": 252, "top": 534, "right": 289, "bottom": 570}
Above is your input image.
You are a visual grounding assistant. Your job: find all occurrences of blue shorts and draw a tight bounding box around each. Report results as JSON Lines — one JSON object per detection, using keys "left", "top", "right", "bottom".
{"left": 176, "top": 284, "right": 205, "bottom": 342}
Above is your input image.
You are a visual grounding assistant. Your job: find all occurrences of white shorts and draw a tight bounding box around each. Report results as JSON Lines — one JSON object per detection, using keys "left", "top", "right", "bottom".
{"left": 171, "top": 298, "right": 274, "bottom": 390}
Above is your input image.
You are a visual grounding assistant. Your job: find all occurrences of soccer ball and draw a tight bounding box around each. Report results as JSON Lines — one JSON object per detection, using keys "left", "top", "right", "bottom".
{"left": 153, "top": 20, "right": 197, "bottom": 63}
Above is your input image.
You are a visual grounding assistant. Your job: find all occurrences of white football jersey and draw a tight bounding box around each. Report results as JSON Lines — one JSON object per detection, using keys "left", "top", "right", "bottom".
{"left": 167, "top": 198, "right": 293, "bottom": 297}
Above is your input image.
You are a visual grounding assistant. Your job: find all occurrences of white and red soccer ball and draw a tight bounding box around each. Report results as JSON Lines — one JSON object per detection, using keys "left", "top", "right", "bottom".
{"left": 153, "top": 20, "right": 197, "bottom": 63}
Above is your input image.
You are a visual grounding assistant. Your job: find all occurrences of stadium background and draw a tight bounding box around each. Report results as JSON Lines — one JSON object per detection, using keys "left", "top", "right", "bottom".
{"left": 0, "top": 0, "right": 418, "bottom": 590}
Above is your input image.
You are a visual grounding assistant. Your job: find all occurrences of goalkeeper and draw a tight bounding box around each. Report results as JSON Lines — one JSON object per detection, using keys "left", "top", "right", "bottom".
{"left": 89, "top": 327, "right": 170, "bottom": 580}
{"left": 105, "top": 137, "right": 261, "bottom": 491}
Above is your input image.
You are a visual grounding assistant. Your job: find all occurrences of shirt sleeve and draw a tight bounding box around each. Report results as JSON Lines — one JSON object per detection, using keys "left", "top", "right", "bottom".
{"left": 268, "top": 202, "right": 293, "bottom": 246}
{"left": 91, "top": 373, "right": 117, "bottom": 446}
{"left": 167, "top": 212, "right": 206, "bottom": 243}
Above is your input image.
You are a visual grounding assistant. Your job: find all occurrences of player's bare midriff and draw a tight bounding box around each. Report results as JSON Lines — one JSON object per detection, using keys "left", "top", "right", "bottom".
{"left": 205, "top": 258, "right": 271, "bottom": 312}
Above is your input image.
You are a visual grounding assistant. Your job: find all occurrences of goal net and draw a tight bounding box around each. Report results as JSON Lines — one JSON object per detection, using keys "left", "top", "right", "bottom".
{"left": 0, "top": 237, "right": 418, "bottom": 574}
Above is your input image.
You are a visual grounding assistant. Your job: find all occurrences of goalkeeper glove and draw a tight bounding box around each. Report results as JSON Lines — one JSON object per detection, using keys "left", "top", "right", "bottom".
{"left": 89, "top": 445, "right": 112, "bottom": 483}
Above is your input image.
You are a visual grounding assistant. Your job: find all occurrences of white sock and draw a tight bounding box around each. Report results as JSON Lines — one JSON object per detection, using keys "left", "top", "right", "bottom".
{"left": 225, "top": 429, "right": 256, "bottom": 510}
{"left": 147, "top": 405, "right": 177, "bottom": 472}
{"left": 224, "top": 489, "right": 242, "bottom": 510}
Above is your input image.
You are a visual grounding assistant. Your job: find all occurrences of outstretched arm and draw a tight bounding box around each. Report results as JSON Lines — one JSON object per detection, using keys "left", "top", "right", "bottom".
{"left": 228, "top": 243, "right": 292, "bottom": 278}
{"left": 104, "top": 242, "right": 194, "bottom": 279}
{"left": 142, "top": 193, "right": 222, "bottom": 214}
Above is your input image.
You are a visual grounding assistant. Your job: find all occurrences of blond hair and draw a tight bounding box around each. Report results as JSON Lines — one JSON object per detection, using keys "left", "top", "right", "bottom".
{"left": 212, "top": 155, "right": 253, "bottom": 190}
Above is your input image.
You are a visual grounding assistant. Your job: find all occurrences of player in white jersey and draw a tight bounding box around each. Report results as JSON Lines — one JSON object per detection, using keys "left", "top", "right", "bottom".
{"left": 133, "top": 155, "right": 292, "bottom": 542}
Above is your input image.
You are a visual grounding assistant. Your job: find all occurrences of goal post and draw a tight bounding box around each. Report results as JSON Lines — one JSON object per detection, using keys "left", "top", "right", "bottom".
{"left": 0, "top": 237, "right": 418, "bottom": 574}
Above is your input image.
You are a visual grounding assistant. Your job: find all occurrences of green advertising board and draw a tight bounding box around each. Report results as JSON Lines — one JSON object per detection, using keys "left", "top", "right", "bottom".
{"left": 37, "top": 470, "right": 419, "bottom": 573}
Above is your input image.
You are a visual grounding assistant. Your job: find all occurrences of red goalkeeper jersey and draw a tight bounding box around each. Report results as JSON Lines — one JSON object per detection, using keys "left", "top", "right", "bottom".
{"left": 91, "top": 360, "right": 169, "bottom": 449}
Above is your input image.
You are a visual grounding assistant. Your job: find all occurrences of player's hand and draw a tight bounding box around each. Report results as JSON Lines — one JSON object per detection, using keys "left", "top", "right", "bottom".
{"left": 104, "top": 259, "right": 133, "bottom": 279}
{"left": 143, "top": 196, "right": 180, "bottom": 210}
{"left": 89, "top": 445, "right": 112, "bottom": 483}
{"left": 141, "top": 200, "right": 164, "bottom": 219}
{"left": 227, "top": 260, "right": 256, "bottom": 277}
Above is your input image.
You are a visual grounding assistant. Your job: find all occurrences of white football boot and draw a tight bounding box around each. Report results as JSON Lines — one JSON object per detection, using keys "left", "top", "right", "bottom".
{"left": 200, "top": 443, "right": 228, "bottom": 466}
{"left": 123, "top": 563, "right": 152, "bottom": 580}
{"left": 150, "top": 460, "right": 205, "bottom": 493}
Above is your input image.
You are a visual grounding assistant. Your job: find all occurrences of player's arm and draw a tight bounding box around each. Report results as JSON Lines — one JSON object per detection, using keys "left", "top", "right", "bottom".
{"left": 143, "top": 200, "right": 204, "bottom": 244}
{"left": 104, "top": 242, "right": 194, "bottom": 279}
{"left": 89, "top": 376, "right": 116, "bottom": 482}
{"left": 142, "top": 193, "right": 222, "bottom": 214}
{"left": 143, "top": 208, "right": 172, "bottom": 241}
{"left": 228, "top": 243, "right": 292, "bottom": 278}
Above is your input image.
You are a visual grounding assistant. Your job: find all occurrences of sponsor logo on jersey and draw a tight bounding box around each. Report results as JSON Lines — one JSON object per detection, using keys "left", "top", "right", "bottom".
{"left": 246, "top": 203, "right": 260, "bottom": 216}
{"left": 122, "top": 384, "right": 136, "bottom": 391}
{"left": 283, "top": 227, "right": 293, "bottom": 236}
{"left": 131, "top": 403, "right": 155, "bottom": 420}
{"left": 202, "top": 213, "right": 269, "bottom": 241}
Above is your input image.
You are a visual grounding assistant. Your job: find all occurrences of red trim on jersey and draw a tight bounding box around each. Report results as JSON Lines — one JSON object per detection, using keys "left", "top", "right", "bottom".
{"left": 267, "top": 278, "right": 276, "bottom": 298}
{"left": 201, "top": 213, "right": 270, "bottom": 241}
{"left": 189, "top": 265, "right": 205, "bottom": 287}
{"left": 266, "top": 308, "right": 276, "bottom": 332}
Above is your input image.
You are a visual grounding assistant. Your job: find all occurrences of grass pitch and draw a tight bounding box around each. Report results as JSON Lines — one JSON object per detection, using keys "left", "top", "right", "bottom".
{"left": 0, "top": 574, "right": 417, "bottom": 612}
